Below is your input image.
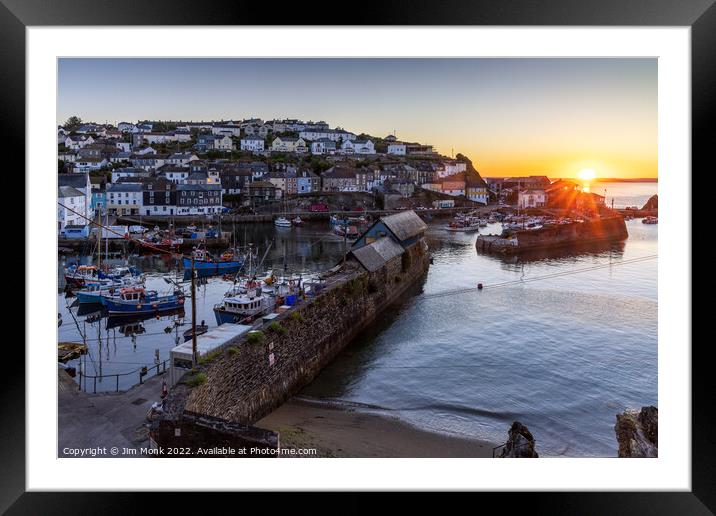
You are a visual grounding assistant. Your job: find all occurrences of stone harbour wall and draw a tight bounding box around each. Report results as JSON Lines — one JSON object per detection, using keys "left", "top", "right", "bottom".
{"left": 184, "top": 239, "right": 430, "bottom": 424}
{"left": 477, "top": 216, "right": 628, "bottom": 254}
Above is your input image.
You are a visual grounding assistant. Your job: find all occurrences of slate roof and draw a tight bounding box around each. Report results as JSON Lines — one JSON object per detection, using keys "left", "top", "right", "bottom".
{"left": 58, "top": 186, "right": 85, "bottom": 198}
{"left": 350, "top": 237, "right": 405, "bottom": 272}
{"left": 380, "top": 210, "right": 428, "bottom": 242}
{"left": 58, "top": 173, "right": 89, "bottom": 189}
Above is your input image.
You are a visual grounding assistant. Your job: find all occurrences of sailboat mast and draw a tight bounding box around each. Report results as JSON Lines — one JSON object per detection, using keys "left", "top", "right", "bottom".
{"left": 97, "top": 209, "right": 101, "bottom": 271}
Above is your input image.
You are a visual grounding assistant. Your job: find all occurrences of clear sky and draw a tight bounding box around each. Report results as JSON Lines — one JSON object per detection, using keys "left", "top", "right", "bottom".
{"left": 58, "top": 58, "right": 657, "bottom": 178}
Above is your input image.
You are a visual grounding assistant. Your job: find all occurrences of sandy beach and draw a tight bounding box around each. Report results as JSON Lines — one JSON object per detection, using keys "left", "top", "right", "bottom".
{"left": 256, "top": 397, "right": 496, "bottom": 458}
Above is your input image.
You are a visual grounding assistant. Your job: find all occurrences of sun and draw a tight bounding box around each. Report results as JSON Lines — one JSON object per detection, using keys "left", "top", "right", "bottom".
{"left": 577, "top": 168, "right": 596, "bottom": 181}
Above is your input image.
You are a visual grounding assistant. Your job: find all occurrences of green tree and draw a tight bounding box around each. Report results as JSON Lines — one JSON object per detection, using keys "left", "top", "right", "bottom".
{"left": 63, "top": 116, "right": 82, "bottom": 129}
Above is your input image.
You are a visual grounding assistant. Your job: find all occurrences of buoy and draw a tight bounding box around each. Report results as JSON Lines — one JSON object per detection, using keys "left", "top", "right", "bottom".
{"left": 477, "top": 283, "right": 483, "bottom": 290}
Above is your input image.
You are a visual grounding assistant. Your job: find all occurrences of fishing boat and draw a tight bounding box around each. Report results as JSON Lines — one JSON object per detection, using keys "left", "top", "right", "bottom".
{"left": 213, "top": 285, "right": 275, "bottom": 326}
{"left": 445, "top": 218, "right": 481, "bottom": 232}
{"left": 98, "top": 266, "right": 141, "bottom": 280}
{"left": 64, "top": 265, "right": 99, "bottom": 287}
{"left": 181, "top": 247, "right": 244, "bottom": 275}
{"left": 333, "top": 224, "right": 359, "bottom": 239}
{"left": 274, "top": 217, "right": 292, "bottom": 228}
{"left": 292, "top": 216, "right": 304, "bottom": 227}
{"left": 642, "top": 216, "right": 658, "bottom": 224}
{"left": 75, "top": 276, "right": 143, "bottom": 304}
{"left": 104, "top": 287, "right": 185, "bottom": 316}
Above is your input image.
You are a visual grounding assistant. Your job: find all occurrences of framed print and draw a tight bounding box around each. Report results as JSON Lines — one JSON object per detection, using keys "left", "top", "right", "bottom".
{"left": 5, "top": 0, "right": 711, "bottom": 511}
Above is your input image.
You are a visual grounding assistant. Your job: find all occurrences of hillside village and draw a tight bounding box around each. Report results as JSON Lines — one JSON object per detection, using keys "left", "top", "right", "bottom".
{"left": 57, "top": 116, "right": 604, "bottom": 231}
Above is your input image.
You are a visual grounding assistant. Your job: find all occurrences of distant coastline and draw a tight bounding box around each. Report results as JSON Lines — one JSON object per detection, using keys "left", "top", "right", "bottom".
{"left": 485, "top": 177, "right": 657, "bottom": 183}
{"left": 591, "top": 177, "right": 657, "bottom": 183}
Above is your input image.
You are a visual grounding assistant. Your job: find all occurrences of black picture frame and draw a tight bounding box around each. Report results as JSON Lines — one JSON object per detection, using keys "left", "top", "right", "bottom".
{"left": 5, "top": 0, "right": 709, "bottom": 512}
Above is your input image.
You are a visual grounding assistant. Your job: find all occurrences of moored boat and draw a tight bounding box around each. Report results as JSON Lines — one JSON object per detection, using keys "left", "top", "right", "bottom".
{"left": 292, "top": 216, "right": 304, "bottom": 227}
{"left": 213, "top": 286, "right": 275, "bottom": 326}
{"left": 64, "top": 265, "right": 99, "bottom": 287}
{"left": 445, "top": 218, "right": 481, "bottom": 232}
{"left": 181, "top": 247, "right": 244, "bottom": 274}
{"left": 333, "top": 224, "right": 359, "bottom": 239}
{"left": 104, "top": 286, "right": 185, "bottom": 316}
{"left": 274, "top": 217, "right": 292, "bottom": 228}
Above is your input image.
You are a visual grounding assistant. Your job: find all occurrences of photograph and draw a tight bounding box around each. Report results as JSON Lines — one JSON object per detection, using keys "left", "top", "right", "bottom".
{"left": 56, "top": 57, "right": 659, "bottom": 460}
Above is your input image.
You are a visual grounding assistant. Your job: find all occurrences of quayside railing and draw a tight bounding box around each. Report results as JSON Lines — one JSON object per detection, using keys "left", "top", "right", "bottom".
{"left": 77, "top": 359, "right": 169, "bottom": 394}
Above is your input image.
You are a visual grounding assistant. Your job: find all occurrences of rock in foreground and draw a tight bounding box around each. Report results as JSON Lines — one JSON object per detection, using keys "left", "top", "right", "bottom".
{"left": 615, "top": 406, "right": 658, "bottom": 457}
{"left": 498, "top": 421, "right": 539, "bottom": 458}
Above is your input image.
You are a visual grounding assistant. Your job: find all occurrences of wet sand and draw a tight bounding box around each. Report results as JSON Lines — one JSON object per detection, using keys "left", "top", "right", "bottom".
{"left": 256, "top": 397, "right": 496, "bottom": 458}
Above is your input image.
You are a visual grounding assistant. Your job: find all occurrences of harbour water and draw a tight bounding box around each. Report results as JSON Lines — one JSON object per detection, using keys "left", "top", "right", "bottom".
{"left": 591, "top": 180, "right": 657, "bottom": 209}
{"left": 58, "top": 183, "right": 657, "bottom": 457}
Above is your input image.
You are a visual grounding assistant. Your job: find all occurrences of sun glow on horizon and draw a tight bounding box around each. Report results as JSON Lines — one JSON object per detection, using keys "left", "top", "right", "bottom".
{"left": 577, "top": 168, "right": 597, "bottom": 181}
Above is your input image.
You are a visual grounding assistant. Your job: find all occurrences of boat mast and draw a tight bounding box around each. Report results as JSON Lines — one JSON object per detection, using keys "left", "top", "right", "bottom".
{"left": 105, "top": 210, "right": 109, "bottom": 264}
{"left": 191, "top": 256, "right": 197, "bottom": 366}
{"left": 97, "top": 209, "right": 101, "bottom": 271}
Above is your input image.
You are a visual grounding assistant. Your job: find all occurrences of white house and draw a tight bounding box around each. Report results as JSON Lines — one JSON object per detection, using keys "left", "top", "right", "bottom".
{"left": 212, "top": 125, "right": 242, "bottom": 137}
{"left": 159, "top": 166, "right": 190, "bottom": 184}
{"left": 58, "top": 150, "right": 77, "bottom": 163}
{"left": 142, "top": 133, "right": 177, "bottom": 144}
{"left": 111, "top": 167, "right": 150, "bottom": 184}
{"left": 73, "top": 157, "right": 108, "bottom": 172}
{"left": 440, "top": 160, "right": 467, "bottom": 178}
{"left": 299, "top": 129, "right": 356, "bottom": 142}
{"left": 58, "top": 186, "right": 88, "bottom": 231}
{"left": 240, "top": 135, "right": 265, "bottom": 152}
{"left": 271, "top": 136, "right": 307, "bottom": 153}
{"left": 387, "top": 142, "right": 407, "bottom": 155}
{"left": 310, "top": 138, "right": 337, "bottom": 155}
{"left": 58, "top": 173, "right": 94, "bottom": 221}
{"left": 214, "top": 135, "right": 234, "bottom": 151}
{"left": 243, "top": 124, "right": 270, "bottom": 137}
{"left": 134, "top": 146, "right": 157, "bottom": 155}
{"left": 518, "top": 189, "right": 547, "bottom": 209}
{"left": 115, "top": 142, "right": 131, "bottom": 152}
{"left": 341, "top": 139, "right": 375, "bottom": 155}
{"left": 166, "top": 152, "right": 199, "bottom": 166}
{"left": 172, "top": 131, "right": 193, "bottom": 142}
{"left": 64, "top": 135, "right": 94, "bottom": 150}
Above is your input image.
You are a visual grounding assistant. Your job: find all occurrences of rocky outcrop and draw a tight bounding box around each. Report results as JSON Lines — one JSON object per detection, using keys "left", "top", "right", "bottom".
{"left": 498, "top": 421, "right": 539, "bottom": 458}
{"left": 615, "top": 406, "right": 658, "bottom": 457}
{"left": 641, "top": 194, "right": 658, "bottom": 211}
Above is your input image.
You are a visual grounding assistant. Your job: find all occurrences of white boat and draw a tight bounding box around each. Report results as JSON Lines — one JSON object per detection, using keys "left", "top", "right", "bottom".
{"left": 214, "top": 287, "right": 275, "bottom": 325}
{"left": 642, "top": 216, "right": 658, "bottom": 224}
{"left": 274, "top": 217, "right": 292, "bottom": 228}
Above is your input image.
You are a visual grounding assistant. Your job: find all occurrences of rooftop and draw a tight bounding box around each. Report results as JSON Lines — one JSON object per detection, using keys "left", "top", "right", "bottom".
{"left": 380, "top": 210, "right": 428, "bottom": 242}
{"left": 350, "top": 237, "right": 405, "bottom": 272}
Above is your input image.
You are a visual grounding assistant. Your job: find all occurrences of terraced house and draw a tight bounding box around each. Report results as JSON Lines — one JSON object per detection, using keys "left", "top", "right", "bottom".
{"left": 176, "top": 184, "right": 223, "bottom": 215}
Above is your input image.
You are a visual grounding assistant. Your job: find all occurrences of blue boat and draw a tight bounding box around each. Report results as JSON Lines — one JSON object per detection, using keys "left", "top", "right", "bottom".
{"left": 104, "top": 287, "right": 185, "bottom": 316}
{"left": 76, "top": 275, "right": 145, "bottom": 304}
{"left": 181, "top": 256, "right": 244, "bottom": 274}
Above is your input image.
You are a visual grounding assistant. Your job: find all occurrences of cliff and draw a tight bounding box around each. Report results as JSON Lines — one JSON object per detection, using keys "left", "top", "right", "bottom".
{"left": 641, "top": 194, "right": 658, "bottom": 211}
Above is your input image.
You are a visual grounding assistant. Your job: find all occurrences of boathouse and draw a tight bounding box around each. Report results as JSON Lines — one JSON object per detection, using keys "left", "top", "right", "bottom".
{"left": 352, "top": 210, "right": 428, "bottom": 251}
